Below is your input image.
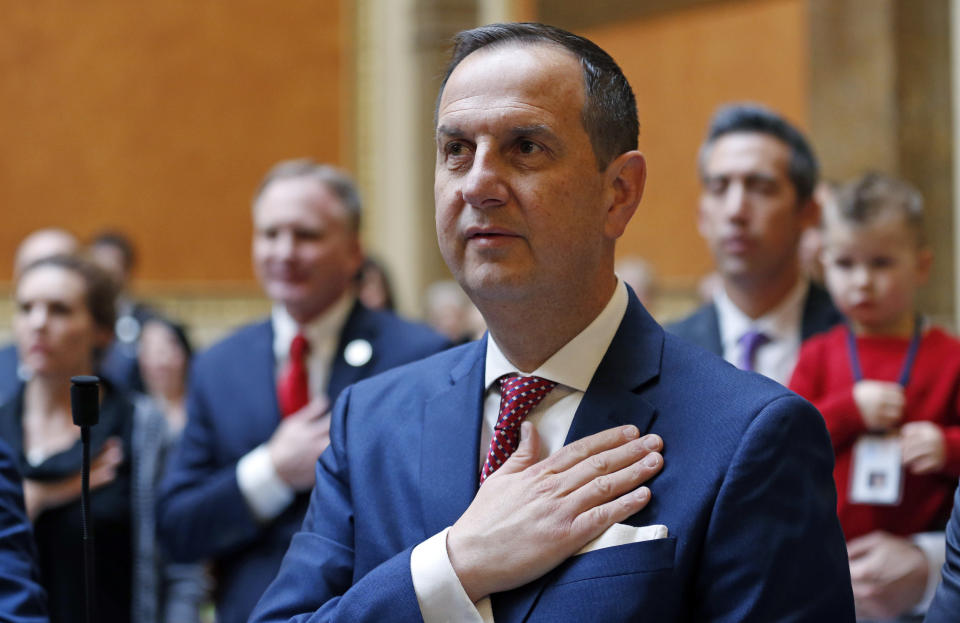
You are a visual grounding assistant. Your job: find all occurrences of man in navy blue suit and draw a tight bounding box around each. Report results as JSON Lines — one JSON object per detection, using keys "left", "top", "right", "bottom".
{"left": 926, "top": 484, "right": 960, "bottom": 621}
{"left": 157, "top": 160, "right": 450, "bottom": 622}
{"left": 666, "top": 104, "right": 842, "bottom": 385}
{"left": 251, "top": 23, "right": 854, "bottom": 622}
{"left": 0, "top": 437, "right": 48, "bottom": 622}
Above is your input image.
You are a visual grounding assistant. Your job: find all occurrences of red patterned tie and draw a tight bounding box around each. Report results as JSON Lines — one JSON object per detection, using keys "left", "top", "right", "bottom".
{"left": 277, "top": 333, "right": 310, "bottom": 417}
{"left": 479, "top": 375, "right": 557, "bottom": 484}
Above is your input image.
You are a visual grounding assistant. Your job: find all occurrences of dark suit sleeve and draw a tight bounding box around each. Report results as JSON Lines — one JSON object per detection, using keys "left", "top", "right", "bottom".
{"left": 925, "top": 484, "right": 960, "bottom": 622}
{"left": 0, "top": 439, "right": 48, "bottom": 623}
{"left": 157, "top": 372, "right": 264, "bottom": 562}
{"left": 695, "top": 393, "right": 855, "bottom": 621}
{"left": 249, "top": 386, "right": 423, "bottom": 623}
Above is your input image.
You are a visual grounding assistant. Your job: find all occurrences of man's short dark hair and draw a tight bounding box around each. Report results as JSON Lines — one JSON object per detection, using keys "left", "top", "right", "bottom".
{"left": 253, "top": 159, "right": 362, "bottom": 233}
{"left": 699, "top": 104, "right": 819, "bottom": 204}
{"left": 834, "top": 171, "right": 926, "bottom": 246}
{"left": 437, "top": 22, "right": 638, "bottom": 170}
{"left": 90, "top": 230, "right": 136, "bottom": 271}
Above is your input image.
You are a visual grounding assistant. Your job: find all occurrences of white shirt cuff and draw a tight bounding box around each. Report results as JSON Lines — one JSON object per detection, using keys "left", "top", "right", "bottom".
{"left": 235, "top": 444, "right": 295, "bottom": 522}
{"left": 911, "top": 531, "right": 946, "bottom": 614}
{"left": 410, "top": 527, "right": 493, "bottom": 623}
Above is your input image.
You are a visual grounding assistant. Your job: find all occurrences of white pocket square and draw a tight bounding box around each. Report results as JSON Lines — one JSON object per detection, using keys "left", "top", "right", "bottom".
{"left": 576, "top": 523, "right": 668, "bottom": 555}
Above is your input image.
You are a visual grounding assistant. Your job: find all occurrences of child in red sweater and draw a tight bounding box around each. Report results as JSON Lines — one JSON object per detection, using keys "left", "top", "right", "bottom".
{"left": 790, "top": 173, "right": 960, "bottom": 545}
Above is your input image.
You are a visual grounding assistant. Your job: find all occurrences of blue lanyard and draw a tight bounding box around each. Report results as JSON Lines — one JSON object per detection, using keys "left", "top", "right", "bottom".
{"left": 845, "top": 316, "right": 923, "bottom": 387}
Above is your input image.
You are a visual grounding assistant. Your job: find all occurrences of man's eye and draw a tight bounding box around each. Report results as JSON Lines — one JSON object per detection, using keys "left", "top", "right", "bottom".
{"left": 705, "top": 179, "right": 727, "bottom": 194}
{"left": 445, "top": 142, "right": 468, "bottom": 157}
{"left": 518, "top": 140, "right": 540, "bottom": 154}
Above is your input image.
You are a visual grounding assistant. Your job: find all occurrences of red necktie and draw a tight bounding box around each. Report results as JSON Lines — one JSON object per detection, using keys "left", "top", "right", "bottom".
{"left": 277, "top": 333, "right": 310, "bottom": 417}
{"left": 479, "top": 374, "right": 557, "bottom": 484}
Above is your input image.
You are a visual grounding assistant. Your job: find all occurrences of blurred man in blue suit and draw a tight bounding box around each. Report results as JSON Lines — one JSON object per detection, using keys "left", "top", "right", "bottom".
{"left": 157, "top": 161, "right": 450, "bottom": 622}
{"left": 251, "top": 23, "right": 854, "bottom": 622}
{"left": 0, "top": 437, "right": 48, "bottom": 622}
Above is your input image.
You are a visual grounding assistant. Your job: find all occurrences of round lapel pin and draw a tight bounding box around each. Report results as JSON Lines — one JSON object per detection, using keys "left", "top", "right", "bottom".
{"left": 344, "top": 339, "right": 373, "bottom": 367}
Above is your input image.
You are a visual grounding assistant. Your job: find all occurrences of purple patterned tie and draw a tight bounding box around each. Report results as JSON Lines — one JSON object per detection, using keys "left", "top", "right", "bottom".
{"left": 737, "top": 330, "right": 770, "bottom": 372}
{"left": 479, "top": 375, "right": 557, "bottom": 484}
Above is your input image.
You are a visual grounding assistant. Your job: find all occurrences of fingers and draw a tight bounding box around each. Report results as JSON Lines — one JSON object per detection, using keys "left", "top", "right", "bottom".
{"left": 572, "top": 485, "right": 653, "bottom": 538}
{"left": 540, "top": 425, "right": 641, "bottom": 473}
{"left": 492, "top": 422, "right": 541, "bottom": 478}
{"left": 557, "top": 434, "right": 662, "bottom": 496}
{"left": 93, "top": 437, "right": 124, "bottom": 467}
{"left": 569, "top": 448, "right": 662, "bottom": 512}
{"left": 847, "top": 531, "right": 885, "bottom": 559}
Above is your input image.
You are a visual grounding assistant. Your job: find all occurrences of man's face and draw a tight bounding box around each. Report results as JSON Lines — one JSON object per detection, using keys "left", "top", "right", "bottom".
{"left": 434, "top": 43, "right": 614, "bottom": 306}
{"left": 698, "top": 132, "right": 814, "bottom": 287}
{"left": 252, "top": 177, "right": 362, "bottom": 323}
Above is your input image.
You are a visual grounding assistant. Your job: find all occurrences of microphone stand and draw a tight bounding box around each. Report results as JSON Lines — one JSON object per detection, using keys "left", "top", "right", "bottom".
{"left": 71, "top": 375, "right": 100, "bottom": 623}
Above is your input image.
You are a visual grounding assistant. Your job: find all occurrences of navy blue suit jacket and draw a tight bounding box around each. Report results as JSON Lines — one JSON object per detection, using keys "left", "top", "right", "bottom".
{"left": 0, "top": 345, "right": 20, "bottom": 408}
{"left": 157, "top": 303, "right": 449, "bottom": 623}
{"left": 0, "top": 437, "right": 48, "bottom": 623}
{"left": 926, "top": 484, "right": 960, "bottom": 622}
{"left": 251, "top": 293, "right": 855, "bottom": 622}
{"left": 666, "top": 282, "right": 843, "bottom": 356}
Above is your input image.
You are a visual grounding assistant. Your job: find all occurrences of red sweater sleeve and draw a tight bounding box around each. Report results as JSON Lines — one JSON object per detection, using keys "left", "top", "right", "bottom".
{"left": 942, "top": 426, "right": 960, "bottom": 476}
{"left": 790, "top": 335, "right": 866, "bottom": 451}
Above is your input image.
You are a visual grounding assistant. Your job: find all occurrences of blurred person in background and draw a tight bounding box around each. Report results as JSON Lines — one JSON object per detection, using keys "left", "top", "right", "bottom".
{"left": 424, "top": 280, "right": 482, "bottom": 344}
{"left": 87, "top": 231, "right": 156, "bottom": 393}
{"left": 355, "top": 256, "right": 396, "bottom": 311}
{"left": 137, "top": 317, "right": 193, "bottom": 436}
{"left": 668, "top": 103, "right": 843, "bottom": 385}
{"left": 0, "top": 229, "right": 80, "bottom": 406}
{"left": 0, "top": 255, "right": 203, "bottom": 623}
{"left": 615, "top": 255, "right": 658, "bottom": 313}
{"left": 157, "top": 159, "right": 450, "bottom": 623}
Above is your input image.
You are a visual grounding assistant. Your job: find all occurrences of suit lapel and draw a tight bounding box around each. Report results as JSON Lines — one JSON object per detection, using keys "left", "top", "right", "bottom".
{"left": 419, "top": 339, "right": 487, "bottom": 537}
{"left": 248, "top": 321, "right": 283, "bottom": 440}
{"left": 495, "top": 293, "right": 664, "bottom": 623}
{"left": 327, "top": 303, "right": 377, "bottom": 403}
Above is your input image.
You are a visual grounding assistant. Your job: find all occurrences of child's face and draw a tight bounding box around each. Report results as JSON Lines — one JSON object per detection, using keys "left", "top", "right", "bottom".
{"left": 822, "top": 214, "right": 931, "bottom": 335}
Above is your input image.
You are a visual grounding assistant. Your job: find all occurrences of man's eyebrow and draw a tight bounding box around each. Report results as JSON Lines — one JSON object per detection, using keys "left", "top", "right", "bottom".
{"left": 508, "top": 124, "right": 552, "bottom": 138}
{"left": 436, "top": 125, "right": 463, "bottom": 140}
{"left": 435, "top": 124, "right": 556, "bottom": 139}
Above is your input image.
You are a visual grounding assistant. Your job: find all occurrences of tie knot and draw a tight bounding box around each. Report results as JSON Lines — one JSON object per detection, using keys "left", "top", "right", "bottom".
{"left": 496, "top": 375, "right": 557, "bottom": 428}
{"left": 737, "top": 329, "right": 769, "bottom": 372}
{"left": 738, "top": 330, "right": 769, "bottom": 351}
{"left": 290, "top": 333, "right": 310, "bottom": 360}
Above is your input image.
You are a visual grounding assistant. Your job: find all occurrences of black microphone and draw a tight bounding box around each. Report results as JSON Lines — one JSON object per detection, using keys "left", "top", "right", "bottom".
{"left": 70, "top": 375, "right": 100, "bottom": 623}
{"left": 70, "top": 375, "right": 100, "bottom": 427}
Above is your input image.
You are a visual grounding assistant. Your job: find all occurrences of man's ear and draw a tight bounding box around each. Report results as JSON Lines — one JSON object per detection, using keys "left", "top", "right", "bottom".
{"left": 798, "top": 196, "right": 820, "bottom": 230}
{"left": 916, "top": 246, "right": 934, "bottom": 285}
{"left": 603, "top": 151, "right": 646, "bottom": 240}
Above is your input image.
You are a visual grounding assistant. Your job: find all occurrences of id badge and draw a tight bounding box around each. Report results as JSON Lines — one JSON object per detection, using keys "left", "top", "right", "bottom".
{"left": 849, "top": 433, "right": 903, "bottom": 505}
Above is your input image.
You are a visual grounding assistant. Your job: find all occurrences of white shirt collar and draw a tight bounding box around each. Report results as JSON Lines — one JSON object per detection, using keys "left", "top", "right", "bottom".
{"left": 271, "top": 293, "right": 356, "bottom": 362}
{"left": 715, "top": 277, "right": 809, "bottom": 354}
{"left": 484, "top": 279, "right": 629, "bottom": 392}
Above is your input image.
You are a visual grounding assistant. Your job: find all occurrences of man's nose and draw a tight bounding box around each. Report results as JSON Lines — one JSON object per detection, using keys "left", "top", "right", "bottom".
{"left": 27, "top": 306, "right": 48, "bottom": 329}
{"left": 273, "top": 231, "right": 296, "bottom": 258}
{"left": 462, "top": 147, "right": 508, "bottom": 209}
{"left": 722, "top": 184, "right": 749, "bottom": 221}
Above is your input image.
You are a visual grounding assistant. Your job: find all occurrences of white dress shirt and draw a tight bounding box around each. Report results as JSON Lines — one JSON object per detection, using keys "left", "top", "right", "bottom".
{"left": 236, "top": 294, "right": 355, "bottom": 522}
{"left": 714, "top": 278, "right": 809, "bottom": 385}
{"left": 410, "top": 280, "right": 629, "bottom": 623}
